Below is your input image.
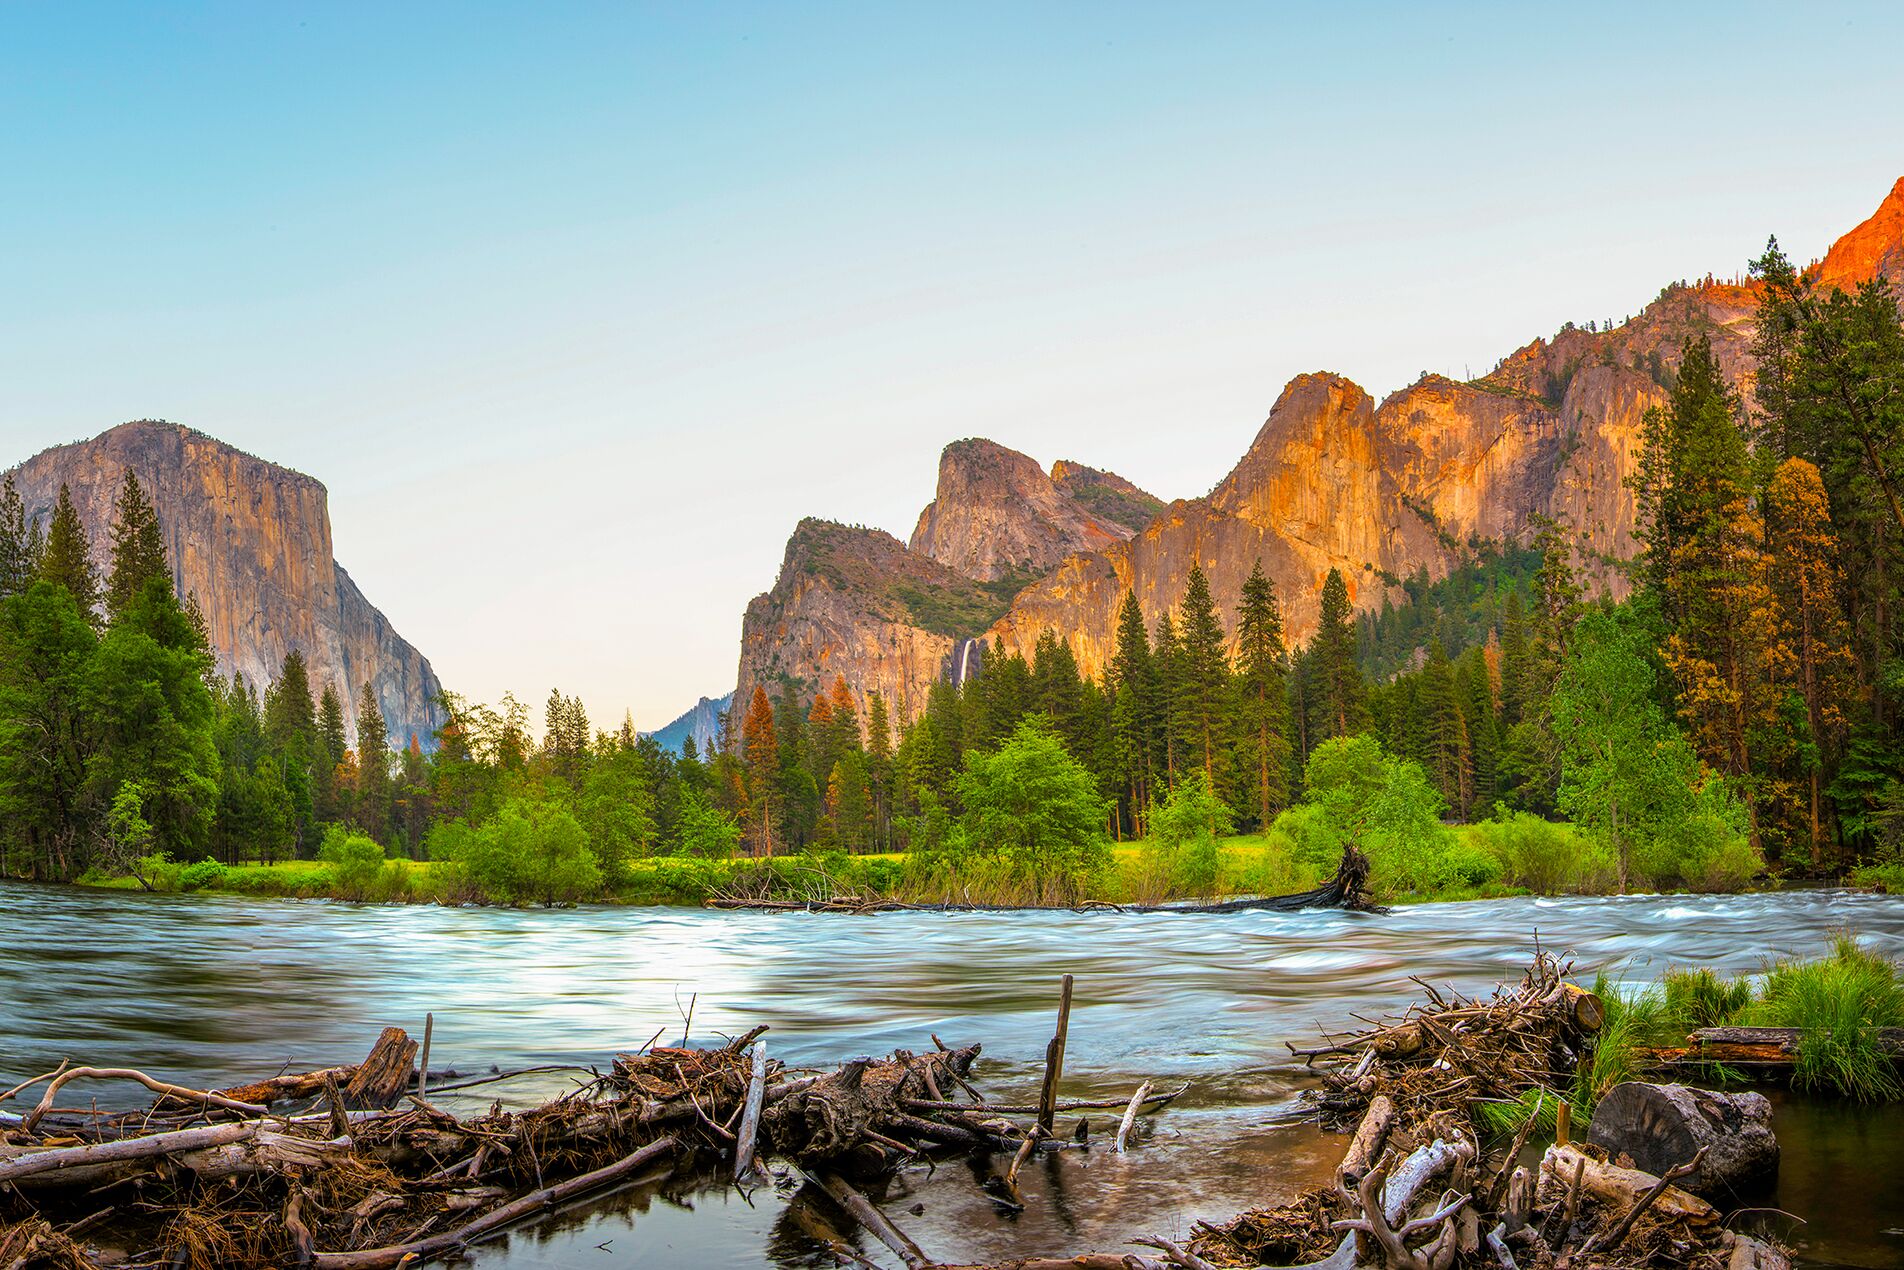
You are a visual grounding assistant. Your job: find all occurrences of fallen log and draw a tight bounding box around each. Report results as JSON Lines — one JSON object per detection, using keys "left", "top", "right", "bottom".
{"left": 709, "top": 844, "right": 1386, "bottom": 915}
{"left": 308, "top": 1135, "right": 678, "bottom": 1270}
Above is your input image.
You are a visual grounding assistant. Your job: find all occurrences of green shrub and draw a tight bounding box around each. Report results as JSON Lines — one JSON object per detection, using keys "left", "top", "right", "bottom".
{"left": 1224, "top": 840, "right": 1318, "bottom": 899}
{"left": 177, "top": 859, "right": 227, "bottom": 892}
{"left": 1144, "top": 772, "right": 1233, "bottom": 899}
{"left": 319, "top": 827, "right": 390, "bottom": 901}
{"left": 1749, "top": 935, "right": 1904, "bottom": 1101}
{"left": 134, "top": 851, "right": 183, "bottom": 892}
{"left": 1471, "top": 812, "right": 1583, "bottom": 894}
{"left": 1848, "top": 862, "right": 1904, "bottom": 893}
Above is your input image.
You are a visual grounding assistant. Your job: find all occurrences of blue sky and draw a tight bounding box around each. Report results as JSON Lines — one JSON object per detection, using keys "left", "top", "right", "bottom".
{"left": 3, "top": 2, "right": 1900, "bottom": 730}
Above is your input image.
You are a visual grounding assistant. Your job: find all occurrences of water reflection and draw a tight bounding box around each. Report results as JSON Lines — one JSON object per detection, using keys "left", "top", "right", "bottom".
{"left": 3, "top": 885, "right": 1901, "bottom": 1267}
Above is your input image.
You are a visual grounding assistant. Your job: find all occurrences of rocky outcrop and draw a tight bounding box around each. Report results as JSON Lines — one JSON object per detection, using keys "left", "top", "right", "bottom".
{"left": 1049, "top": 460, "right": 1166, "bottom": 532}
{"left": 735, "top": 519, "right": 1010, "bottom": 726}
{"left": 6, "top": 421, "right": 443, "bottom": 746}
{"left": 908, "top": 439, "right": 1154, "bottom": 583}
{"left": 1816, "top": 174, "right": 1904, "bottom": 294}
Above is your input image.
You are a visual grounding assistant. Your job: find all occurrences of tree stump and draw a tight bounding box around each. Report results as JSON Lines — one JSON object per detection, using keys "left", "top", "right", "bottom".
{"left": 341, "top": 1028, "right": 418, "bottom": 1110}
{"left": 1586, "top": 1082, "right": 1777, "bottom": 1199}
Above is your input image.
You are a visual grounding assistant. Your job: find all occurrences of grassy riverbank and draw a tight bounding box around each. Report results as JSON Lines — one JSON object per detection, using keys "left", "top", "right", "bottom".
{"left": 66, "top": 819, "right": 1829, "bottom": 909}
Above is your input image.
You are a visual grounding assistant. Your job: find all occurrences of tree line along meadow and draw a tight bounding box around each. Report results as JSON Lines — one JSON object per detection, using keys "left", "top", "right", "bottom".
{"left": 2, "top": 238, "right": 1902, "bottom": 907}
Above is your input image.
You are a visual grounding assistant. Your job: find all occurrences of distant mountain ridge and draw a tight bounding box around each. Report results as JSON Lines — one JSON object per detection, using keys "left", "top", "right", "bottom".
{"left": 5, "top": 421, "right": 444, "bottom": 746}
{"left": 644, "top": 693, "right": 731, "bottom": 755}
{"left": 734, "top": 177, "right": 1904, "bottom": 723}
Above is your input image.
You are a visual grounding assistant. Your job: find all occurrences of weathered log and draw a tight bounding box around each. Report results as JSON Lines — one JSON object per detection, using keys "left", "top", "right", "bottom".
{"left": 0, "top": 1122, "right": 259, "bottom": 1185}
{"left": 1535, "top": 1144, "right": 1717, "bottom": 1234}
{"left": 341, "top": 1028, "right": 418, "bottom": 1110}
{"left": 1586, "top": 1081, "right": 1777, "bottom": 1199}
{"left": 1339, "top": 1094, "right": 1394, "bottom": 1184}
{"left": 733, "top": 1039, "right": 769, "bottom": 1180}
{"left": 762, "top": 1044, "right": 981, "bottom": 1167}
{"left": 308, "top": 1135, "right": 677, "bottom": 1270}
{"left": 15, "top": 1066, "right": 269, "bottom": 1131}
{"left": 816, "top": 1172, "right": 933, "bottom": 1270}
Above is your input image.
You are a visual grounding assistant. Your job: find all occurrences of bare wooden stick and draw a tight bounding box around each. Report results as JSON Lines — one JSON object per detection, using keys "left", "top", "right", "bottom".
{"left": 1113, "top": 1080, "right": 1155, "bottom": 1154}
{"left": 733, "top": 1039, "right": 769, "bottom": 1181}
{"left": 20, "top": 1068, "right": 268, "bottom": 1131}
{"left": 309, "top": 1135, "right": 677, "bottom": 1270}
{"left": 0, "top": 1061, "right": 68, "bottom": 1107}
{"left": 816, "top": 1171, "right": 933, "bottom": 1270}
{"left": 1036, "top": 974, "right": 1074, "bottom": 1135}
{"left": 417, "top": 1013, "right": 434, "bottom": 1104}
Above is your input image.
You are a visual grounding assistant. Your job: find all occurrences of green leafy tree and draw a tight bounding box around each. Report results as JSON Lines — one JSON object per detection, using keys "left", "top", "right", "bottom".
{"left": 955, "top": 717, "right": 1111, "bottom": 903}
{"left": 1145, "top": 768, "right": 1233, "bottom": 896}
{"left": 673, "top": 786, "right": 741, "bottom": 858}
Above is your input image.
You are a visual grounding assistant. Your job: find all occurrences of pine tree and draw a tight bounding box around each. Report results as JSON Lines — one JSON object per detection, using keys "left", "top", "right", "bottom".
{"left": 105, "top": 469, "right": 168, "bottom": 622}
{"left": 866, "top": 690, "right": 894, "bottom": 849}
{"left": 1233, "top": 560, "right": 1291, "bottom": 828}
{"left": 38, "top": 485, "right": 99, "bottom": 620}
{"left": 1498, "top": 590, "right": 1529, "bottom": 726}
{"left": 356, "top": 683, "right": 392, "bottom": 842}
{"left": 1311, "top": 568, "right": 1366, "bottom": 743}
{"left": 316, "top": 684, "right": 349, "bottom": 822}
{"left": 1645, "top": 336, "right": 1777, "bottom": 850}
{"left": 1108, "top": 591, "right": 1157, "bottom": 834}
{"left": 0, "top": 474, "right": 30, "bottom": 599}
{"left": 1764, "top": 458, "right": 1858, "bottom": 868}
{"left": 740, "top": 685, "right": 779, "bottom": 856}
{"left": 1152, "top": 610, "right": 1184, "bottom": 782}
{"left": 1417, "top": 640, "right": 1472, "bottom": 817}
{"left": 1175, "top": 565, "right": 1229, "bottom": 784}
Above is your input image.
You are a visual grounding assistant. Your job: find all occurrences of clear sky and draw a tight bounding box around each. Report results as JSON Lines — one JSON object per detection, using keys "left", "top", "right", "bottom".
{"left": 2, "top": 2, "right": 1900, "bottom": 733}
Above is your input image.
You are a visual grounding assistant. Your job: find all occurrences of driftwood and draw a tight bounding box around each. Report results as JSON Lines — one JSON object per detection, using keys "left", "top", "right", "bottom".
{"left": 1638, "top": 1024, "right": 1904, "bottom": 1075}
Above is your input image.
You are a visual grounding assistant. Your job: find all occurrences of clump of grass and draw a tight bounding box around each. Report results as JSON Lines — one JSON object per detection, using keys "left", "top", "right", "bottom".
{"left": 1571, "top": 970, "right": 1672, "bottom": 1120}
{"left": 1749, "top": 934, "right": 1904, "bottom": 1102}
{"left": 1661, "top": 966, "right": 1751, "bottom": 1032}
{"left": 1476, "top": 1087, "right": 1559, "bottom": 1138}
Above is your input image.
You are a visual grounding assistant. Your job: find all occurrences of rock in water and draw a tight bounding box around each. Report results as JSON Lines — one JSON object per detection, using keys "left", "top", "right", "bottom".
{"left": 1586, "top": 1081, "right": 1778, "bottom": 1200}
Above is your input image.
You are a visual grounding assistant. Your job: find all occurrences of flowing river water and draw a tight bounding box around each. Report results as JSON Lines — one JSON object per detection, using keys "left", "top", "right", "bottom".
{"left": 3, "top": 884, "right": 1902, "bottom": 1268}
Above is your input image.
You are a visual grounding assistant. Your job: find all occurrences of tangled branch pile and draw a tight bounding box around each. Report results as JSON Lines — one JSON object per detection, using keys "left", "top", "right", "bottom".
{"left": 1173, "top": 953, "right": 1788, "bottom": 1270}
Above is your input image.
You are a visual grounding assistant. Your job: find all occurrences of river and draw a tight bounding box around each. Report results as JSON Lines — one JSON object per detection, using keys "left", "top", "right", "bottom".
{"left": 3, "top": 884, "right": 1901, "bottom": 1268}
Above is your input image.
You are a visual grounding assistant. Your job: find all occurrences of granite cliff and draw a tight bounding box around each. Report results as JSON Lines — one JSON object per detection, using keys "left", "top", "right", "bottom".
{"left": 737, "top": 443, "right": 1159, "bottom": 727}
{"left": 737, "top": 178, "right": 1904, "bottom": 722}
{"left": 6, "top": 421, "right": 444, "bottom": 746}
{"left": 908, "top": 438, "right": 1159, "bottom": 583}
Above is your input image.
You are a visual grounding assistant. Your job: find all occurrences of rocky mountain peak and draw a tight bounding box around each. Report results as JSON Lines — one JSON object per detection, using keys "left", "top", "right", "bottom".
{"left": 1816, "top": 174, "right": 1904, "bottom": 293}
{"left": 908, "top": 437, "right": 1152, "bottom": 583}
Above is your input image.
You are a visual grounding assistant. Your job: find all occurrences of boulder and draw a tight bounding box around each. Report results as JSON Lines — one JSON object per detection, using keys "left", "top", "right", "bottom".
{"left": 1586, "top": 1081, "right": 1777, "bottom": 1200}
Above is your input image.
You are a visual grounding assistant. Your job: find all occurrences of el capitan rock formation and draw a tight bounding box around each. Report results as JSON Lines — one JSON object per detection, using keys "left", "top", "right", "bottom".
{"left": 6, "top": 421, "right": 444, "bottom": 746}
{"left": 739, "top": 177, "right": 1904, "bottom": 722}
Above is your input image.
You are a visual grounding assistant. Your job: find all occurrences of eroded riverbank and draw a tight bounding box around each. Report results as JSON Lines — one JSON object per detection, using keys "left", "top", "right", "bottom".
{"left": 3, "top": 884, "right": 1901, "bottom": 1267}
